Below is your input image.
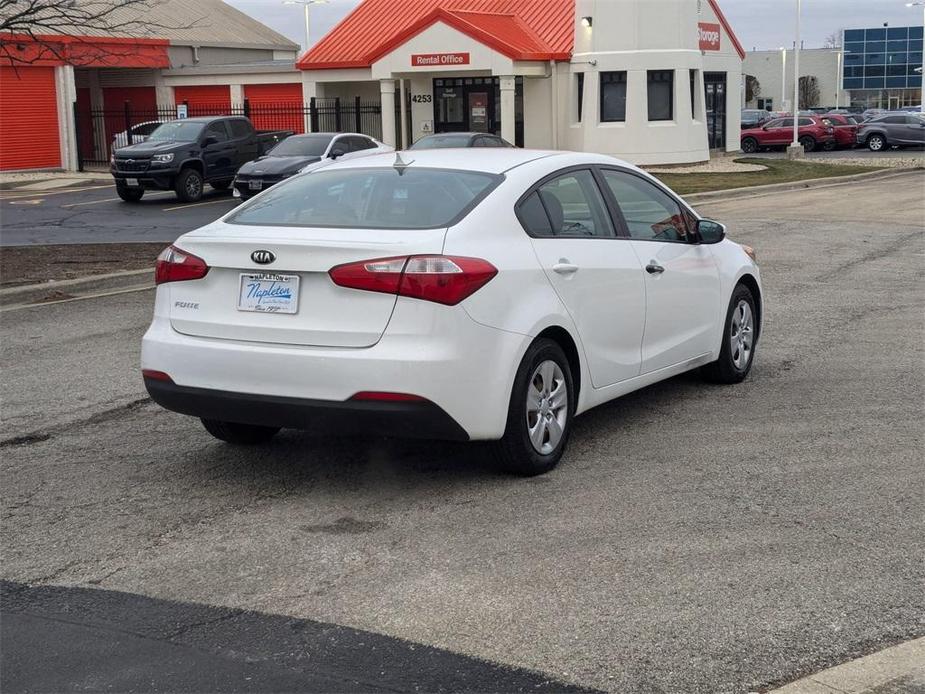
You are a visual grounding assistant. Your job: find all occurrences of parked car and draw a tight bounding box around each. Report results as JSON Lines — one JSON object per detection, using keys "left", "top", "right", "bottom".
{"left": 860, "top": 108, "right": 887, "bottom": 121}
{"left": 821, "top": 113, "right": 859, "bottom": 149}
{"left": 741, "top": 109, "right": 772, "bottom": 129}
{"left": 857, "top": 112, "right": 925, "bottom": 151}
{"left": 899, "top": 105, "right": 924, "bottom": 113}
{"left": 111, "top": 116, "right": 292, "bottom": 203}
{"left": 408, "top": 132, "right": 514, "bottom": 149}
{"left": 141, "top": 149, "right": 761, "bottom": 476}
{"left": 740, "top": 115, "right": 835, "bottom": 153}
{"left": 826, "top": 108, "right": 854, "bottom": 115}
{"left": 233, "top": 132, "right": 392, "bottom": 200}
{"left": 111, "top": 120, "right": 166, "bottom": 151}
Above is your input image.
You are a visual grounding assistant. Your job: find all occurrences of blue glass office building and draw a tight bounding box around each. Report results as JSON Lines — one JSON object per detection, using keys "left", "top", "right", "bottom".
{"left": 842, "top": 25, "right": 923, "bottom": 108}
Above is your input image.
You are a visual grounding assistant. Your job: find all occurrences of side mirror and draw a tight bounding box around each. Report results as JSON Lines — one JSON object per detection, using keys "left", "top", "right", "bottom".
{"left": 329, "top": 147, "right": 346, "bottom": 159}
{"left": 695, "top": 219, "right": 726, "bottom": 244}
{"left": 202, "top": 136, "right": 219, "bottom": 147}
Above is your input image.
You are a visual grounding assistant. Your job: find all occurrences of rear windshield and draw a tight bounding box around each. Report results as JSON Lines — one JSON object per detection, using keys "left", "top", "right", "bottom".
{"left": 269, "top": 135, "right": 330, "bottom": 157}
{"left": 147, "top": 121, "right": 204, "bottom": 142}
{"left": 409, "top": 134, "right": 473, "bottom": 149}
{"left": 227, "top": 167, "right": 501, "bottom": 229}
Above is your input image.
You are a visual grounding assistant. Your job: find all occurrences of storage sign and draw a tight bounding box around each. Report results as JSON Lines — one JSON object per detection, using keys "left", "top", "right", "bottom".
{"left": 411, "top": 52, "right": 470, "bottom": 67}
{"left": 698, "top": 22, "right": 721, "bottom": 51}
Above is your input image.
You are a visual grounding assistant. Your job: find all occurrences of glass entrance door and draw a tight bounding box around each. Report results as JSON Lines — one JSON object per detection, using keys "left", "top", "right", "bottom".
{"left": 433, "top": 77, "right": 524, "bottom": 145}
{"left": 704, "top": 72, "right": 727, "bottom": 149}
{"left": 468, "top": 91, "right": 490, "bottom": 132}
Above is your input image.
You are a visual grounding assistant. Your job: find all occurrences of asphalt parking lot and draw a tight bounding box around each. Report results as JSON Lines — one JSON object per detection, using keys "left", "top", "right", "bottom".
{"left": 1, "top": 173, "right": 923, "bottom": 692}
{"left": 0, "top": 180, "right": 239, "bottom": 246}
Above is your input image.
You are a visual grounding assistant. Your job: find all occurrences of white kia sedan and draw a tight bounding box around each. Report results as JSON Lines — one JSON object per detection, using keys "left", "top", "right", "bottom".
{"left": 142, "top": 149, "right": 761, "bottom": 476}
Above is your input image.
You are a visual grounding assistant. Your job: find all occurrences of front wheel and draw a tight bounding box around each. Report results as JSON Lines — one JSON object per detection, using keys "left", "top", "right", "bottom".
{"left": 116, "top": 186, "right": 144, "bottom": 202}
{"left": 867, "top": 134, "right": 886, "bottom": 151}
{"left": 201, "top": 419, "right": 280, "bottom": 445}
{"left": 492, "top": 339, "right": 574, "bottom": 476}
{"left": 741, "top": 137, "right": 758, "bottom": 154}
{"left": 799, "top": 135, "right": 816, "bottom": 152}
{"left": 702, "top": 284, "right": 758, "bottom": 384}
{"left": 175, "top": 168, "right": 204, "bottom": 202}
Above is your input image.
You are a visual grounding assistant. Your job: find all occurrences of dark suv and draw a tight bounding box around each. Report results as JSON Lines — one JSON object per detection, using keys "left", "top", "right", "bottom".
{"left": 856, "top": 113, "right": 925, "bottom": 151}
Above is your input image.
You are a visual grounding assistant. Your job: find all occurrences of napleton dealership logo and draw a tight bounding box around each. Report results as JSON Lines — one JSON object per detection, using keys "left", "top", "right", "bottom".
{"left": 411, "top": 52, "right": 470, "bottom": 67}
{"left": 698, "top": 22, "right": 721, "bottom": 51}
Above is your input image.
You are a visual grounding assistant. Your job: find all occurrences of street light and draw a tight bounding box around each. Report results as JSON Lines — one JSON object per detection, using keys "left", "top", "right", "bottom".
{"left": 282, "top": 0, "right": 329, "bottom": 51}
{"left": 780, "top": 46, "right": 787, "bottom": 109}
{"left": 907, "top": 2, "right": 925, "bottom": 112}
{"left": 791, "top": 0, "right": 802, "bottom": 152}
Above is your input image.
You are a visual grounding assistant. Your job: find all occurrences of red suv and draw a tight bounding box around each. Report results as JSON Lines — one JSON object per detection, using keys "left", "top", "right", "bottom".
{"left": 740, "top": 115, "right": 835, "bottom": 153}
{"left": 822, "top": 114, "right": 859, "bottom": 149}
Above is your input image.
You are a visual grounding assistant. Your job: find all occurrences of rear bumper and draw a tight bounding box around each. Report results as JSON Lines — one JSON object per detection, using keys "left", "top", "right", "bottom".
{"left": 144, "top": 377, "right": 469, "bottom": 441}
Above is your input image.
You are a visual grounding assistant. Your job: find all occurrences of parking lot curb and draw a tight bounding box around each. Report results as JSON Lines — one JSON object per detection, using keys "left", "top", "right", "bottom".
{"left": 764, "top": 637, "right": 925, "bottom": 693}
{"left": 0, "top": 268, "right": 153, "bottom": 307}
{"left": 685, "top": 167, "right": 921, "bottom": 204}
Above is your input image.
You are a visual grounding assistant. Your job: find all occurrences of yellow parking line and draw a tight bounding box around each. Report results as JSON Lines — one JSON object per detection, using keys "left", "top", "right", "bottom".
{"left": 0, "top": 184, "right": 114, "bottom": 201}
{"left": 163, "top": 198, "right": 235, "bottom": 212}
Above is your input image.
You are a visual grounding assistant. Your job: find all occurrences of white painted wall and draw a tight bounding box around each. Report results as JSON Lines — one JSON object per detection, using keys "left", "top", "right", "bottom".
{"left": 55, "top": 65, "right": 78, "bottom": 171}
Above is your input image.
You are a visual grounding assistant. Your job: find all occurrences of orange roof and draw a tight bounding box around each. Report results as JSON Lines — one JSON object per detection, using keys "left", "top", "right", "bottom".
{"left": 298, "top": 0, "right": 574, "bottom": 70}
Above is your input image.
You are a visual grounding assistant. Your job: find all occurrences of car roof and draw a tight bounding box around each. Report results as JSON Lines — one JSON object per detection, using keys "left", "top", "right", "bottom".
{"left": 178, "top": 116, "right": 249, "bottom": 123}
{"left": 322, "top": 148, "right": 631, "bottom": 175}
{"left": 417, "top": 132, "right": 497, "bottom": 138}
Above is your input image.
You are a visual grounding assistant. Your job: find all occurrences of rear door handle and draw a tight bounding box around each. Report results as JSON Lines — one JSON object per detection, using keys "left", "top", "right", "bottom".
{"left": 645, "top": 261, "right": 665, "bottom": 274}
{"left": 553, "top": 261, "right": 579, "bottom": 275}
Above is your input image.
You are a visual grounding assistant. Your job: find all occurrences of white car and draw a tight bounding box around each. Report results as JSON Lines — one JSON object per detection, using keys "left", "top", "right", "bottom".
{"left": 142, "top": 149, "right": 761, "bottom": 476}
{"left": 111, "top": 120, "right": 166, "bottom": 152}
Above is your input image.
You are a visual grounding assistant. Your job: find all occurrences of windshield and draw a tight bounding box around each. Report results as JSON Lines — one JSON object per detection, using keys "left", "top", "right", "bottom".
{"left": 227, "top": 167, "right": 501, "bottom": 229}
{"left": 147, "top": 121, "right": 205, "bottom": 142}
{"left": 268, "top": 135, "right": 331, "bottom": 157}
{"left": 409, "top": 134, "right": 473, "bottom": 149}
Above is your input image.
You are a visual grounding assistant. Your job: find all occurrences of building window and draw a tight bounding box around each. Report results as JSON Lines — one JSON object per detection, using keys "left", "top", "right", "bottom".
{"left": 600, "top": 71, "right": 627, "bottom": 122}
{"left": 647, "top": 70, "right": 673, "bottom": 121}
{"left": 576, "top": 72, "right": 585, "bottom": 122}
{"left": 689, "top": 70, "right": 696, "bottom": 119}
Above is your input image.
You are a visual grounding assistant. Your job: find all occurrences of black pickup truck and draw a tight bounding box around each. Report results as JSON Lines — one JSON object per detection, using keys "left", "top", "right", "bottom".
{"left": 110, "top": 116, "right": 291, "bottom": 203}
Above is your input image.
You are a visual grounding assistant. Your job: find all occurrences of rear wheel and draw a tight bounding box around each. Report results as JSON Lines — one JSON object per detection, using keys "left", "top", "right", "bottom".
{"left": 116, "top": 186, "right": 144, "bottom": 203}
{"left": 741, "top": 137, "right": 758, "bottom": 154}
{"left": 201, "top": 419, "right": 280, "bottom": 445}
{"left": 702, "top": 283, "right": 758, "bottom": 384}
{"left": 867, "top": 133, "right": 886, "bottom": 151}
{"left": 492, "top": 338, "right": 574, "bottom": 476}
{"left": 799, "top": 135, "right": 816, "bottom": 152}
{"left": 175, "top": 168, "right": 204, "bottom": 202}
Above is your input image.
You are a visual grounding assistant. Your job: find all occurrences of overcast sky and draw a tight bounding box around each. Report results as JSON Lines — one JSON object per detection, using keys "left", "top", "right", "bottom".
{"left": 226, "top": 0, "right": 924, "bottom": 53}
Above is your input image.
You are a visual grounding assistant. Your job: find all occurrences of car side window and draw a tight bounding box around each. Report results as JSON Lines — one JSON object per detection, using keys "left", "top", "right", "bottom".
{"left": 799, "top": 118, "right": 814, "bottom": 126}
{"left": 206, "top": 122, "right": 229, "bottom": 142}
{"left": 601, "top": 170, "right": 690, "bottom": 242}
{"left": 229, "top": 120, "right": 252, "bottom": 139}
{"left": 330, "top": 136, "right": 348, "bottom": 153}
{"left": 524, "top": 170, "right": 615, "bottom": 238}
{"left": 136, "top": 122, "right": 160, "bottom": 136}
{"left": 517, "top": 192, "right": 553, "bottom": 236}
{"left": 355, "top": 136, "right": 377, "bottom": 150}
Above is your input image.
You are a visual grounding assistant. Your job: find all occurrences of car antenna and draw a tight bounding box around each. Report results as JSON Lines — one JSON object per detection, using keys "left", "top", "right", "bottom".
{"left": 393, "top": 152, "right": 414, "bottom": 175}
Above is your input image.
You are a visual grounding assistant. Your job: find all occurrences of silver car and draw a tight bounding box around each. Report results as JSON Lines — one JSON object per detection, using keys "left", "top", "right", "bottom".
{"left": 857, "top": 113, "right": 925, "bottom": 151}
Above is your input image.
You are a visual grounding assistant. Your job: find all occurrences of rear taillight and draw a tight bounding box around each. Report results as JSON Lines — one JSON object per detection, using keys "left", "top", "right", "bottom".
{"left": 155, "top": 245, "right": 209, "bottom": 285}
{"left": 142, "top": 369, "right": 173, "bottom": 382}
{"left": 329, "top": 255, "right": 497, "bottom": 306}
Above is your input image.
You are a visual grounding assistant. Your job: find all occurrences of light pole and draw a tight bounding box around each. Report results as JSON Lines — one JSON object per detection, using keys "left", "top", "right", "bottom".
{"left": 907, "top": 2, "right": 925, "bottom": 112}
{"left": 780, "top": 46, "right": 787, "bottom": 110}
{"left": 282, "top": 0, "right": 328, "bottom": 51}
{"left": 791, "top": 0, "right": 802, "bottom": 152}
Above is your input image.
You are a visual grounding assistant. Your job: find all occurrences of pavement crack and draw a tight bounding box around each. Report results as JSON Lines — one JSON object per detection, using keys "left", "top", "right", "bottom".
{"left": 0, "top": 397, "right": 152, "bottom": 448}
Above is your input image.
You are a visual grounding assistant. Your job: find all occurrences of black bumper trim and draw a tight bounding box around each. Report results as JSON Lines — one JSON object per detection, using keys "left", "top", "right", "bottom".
{"left": 144, "top": 378, "right": 470, "bottom": 441}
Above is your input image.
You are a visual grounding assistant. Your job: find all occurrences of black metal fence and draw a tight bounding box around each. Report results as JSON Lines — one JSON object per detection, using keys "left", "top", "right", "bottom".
{"left": 74, "top": 97, "right": 390, "bottom": 169}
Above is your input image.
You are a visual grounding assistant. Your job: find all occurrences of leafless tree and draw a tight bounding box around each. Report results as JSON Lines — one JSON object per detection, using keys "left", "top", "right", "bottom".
{"left": 745, "top": 75, "right": 761, "bottom": 104}
{"left": 798, "top": 75, "right": 820, "bottom": 109}
{"left": 0, "top": 0, "right": 197, "bottom": 67}
{"left": 823, "top": 31, "right": 842, "bottom": 49}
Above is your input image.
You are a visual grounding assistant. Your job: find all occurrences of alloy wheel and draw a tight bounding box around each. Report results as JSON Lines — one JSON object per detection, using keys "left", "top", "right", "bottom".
{"left": 525, "top": 360, "right": 568, "bottom": 455}
{"left": 187, "top": 175, "right": 202, "bottom": 198}
{"left": 729, "top": 300, "right": 754, "bottom": 370}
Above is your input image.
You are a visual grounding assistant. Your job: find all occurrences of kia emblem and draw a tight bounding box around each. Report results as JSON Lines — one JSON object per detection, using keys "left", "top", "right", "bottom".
{"left": 251, "top": 250, "right": 276, "bottom": 265}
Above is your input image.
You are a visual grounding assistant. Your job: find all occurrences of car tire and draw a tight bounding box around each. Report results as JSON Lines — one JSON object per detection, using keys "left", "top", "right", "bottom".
{"left": 175, "top": 168, "right": 204, "bottom": 202}
{"left": 823, "top": 140, "right": 837, "bottom": 151}
{"left": 702, "top": 283, "right": 758, "bottom": 385}
{"left": 741, "top": 137, "right": 758, "bottom": 154}
{"left": 210, "top": 179, "right": 231, "bottom": 191}
{"left": 867, "top": 133, "right": 886, "bottom": 151}
{"left": 799, "top": 135, "right": 816, "bottom": 152}
{"left": 492, "top": 338, "right": 575, "bottom": 476}
{"left": 200, "top": 419, "right": 280, "bottom": 445}
{"left": 116, "top": 186, "right": 144, "bottom": 203}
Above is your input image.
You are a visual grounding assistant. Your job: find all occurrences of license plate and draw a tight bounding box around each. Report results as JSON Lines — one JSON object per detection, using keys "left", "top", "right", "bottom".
{"left": 125, "top": 178, "right": 139, "bottom": 187}
{"left": 238, "top": 273, "right": 299, "bottom": 314}
{"left": 248, "top": 180, "right": 262, "bottom": 191}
